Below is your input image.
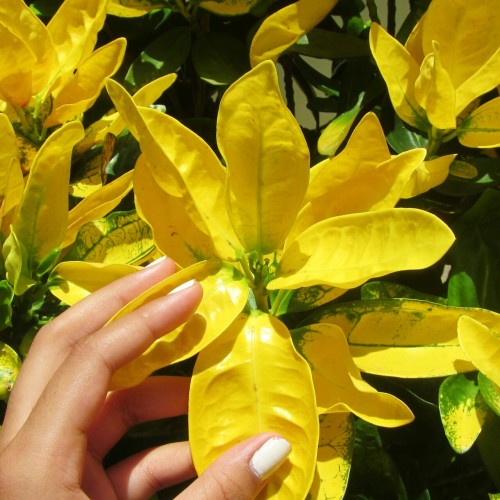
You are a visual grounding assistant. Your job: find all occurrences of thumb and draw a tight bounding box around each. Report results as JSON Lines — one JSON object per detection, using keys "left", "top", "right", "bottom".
{"left": 177, "top": 433, "right": 292, "bottom": 500}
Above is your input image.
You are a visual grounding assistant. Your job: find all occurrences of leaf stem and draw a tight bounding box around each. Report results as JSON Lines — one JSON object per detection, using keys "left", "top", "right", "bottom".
{"left": 270, "top": 288, "right": 290, "bottom": 316}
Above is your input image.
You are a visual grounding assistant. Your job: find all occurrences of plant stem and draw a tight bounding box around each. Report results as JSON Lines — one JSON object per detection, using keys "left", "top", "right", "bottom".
{"left": 270, "top": 289, "right": 291, "bottom": 316}
{"left": 426, "top": 126, "right": 444, "bottom": 158}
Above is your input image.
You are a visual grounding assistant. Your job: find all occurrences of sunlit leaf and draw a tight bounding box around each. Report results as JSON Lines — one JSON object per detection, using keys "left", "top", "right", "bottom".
{"left": 219, "top": 61, "right": 309, "bottom": 254}
{"left": 269, "top": 209, "right": 455, "bottom": 291}
{"left": 3, "top": 122, "right": 84, "bottom": 294}
{"left": 0, "top": 24, "right": 35, "bottom": 107}
{"left": 0, "top": 0, "right": 57, "bottom": 95}
{"left": 47, "top": 0, "right": 108, "bottom": 80}
{"left": 140, "top": 108, "right": 242, "bottom": 261}
{"left": 64, "top": 210, "right": 154, "bottom": 265}
{"left": 49, "top": 261, "right": 139, "bottom": 305}
{"left": 310, "top": 298, "right": 496, "bottom": 377}
{"left": 439, "top": 373, "right": 490, "bottom": 453}
{"left": 317, "top": 98, "right": 362, "bottom": 156}
{"left": 111, "top": 262, "right": 249, "bottom": 389}
{"left": 369, "top": 23, "right": 427, "bottom": 130}
{"left": 458, "top": 316, "right": 500, "bottom": 387}
{"left": 107, "top": 0, "right": 168, "bottom": 17}
{"left": 308, "top": 413, "right": 354, "bottom": 500}
{"left": 414, "top": 41, "right": 456, "bottom": 129}
{"left": 401, "top": 154, "right": 455, "bottom": 198}
{"left": 63, "top": 170, "right": 134, "bottom": 248}
{"left": 457, "top": 97, "right": 500, "bottom": 148}
{"left": 0, "top": 341, "right": 21, "bottom": 401}
{"left": 291, "top": 127, "right": 426, "bottom": 241}
{"left": 294, "top": 323, "right": 414, "bottom": 427}
{"left": 250, "top": 0, "right": 340, "bottom": 66}
{"left": 190, "top": 310, "right": 318, "bottom": 499}
{"left": 45, "top": 38, "right": 126, "bottom": 127}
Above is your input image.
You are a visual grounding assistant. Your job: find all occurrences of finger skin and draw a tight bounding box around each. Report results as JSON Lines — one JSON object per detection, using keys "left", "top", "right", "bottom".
{"left": 87, "top": 376, "right": 191, "bottom": 460}
{"left": 17, "top": 282, "right": 202, "bottom": 461}
{"left": 0, "top": 258, "right": 177, "bottom": 448}
{"left": 178, "top": 433, "right": 285, "bottom": 500}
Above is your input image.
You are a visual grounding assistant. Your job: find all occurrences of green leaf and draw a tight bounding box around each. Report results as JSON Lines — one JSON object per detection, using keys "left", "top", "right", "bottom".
{"left": 449, "top": 189, "right": 500, "bottom": 312}
{"left": 386, "top": 115, "right": 427, "bottom": 153}
{"left": 439, "top": 373, "right": 490, "bottom": 453}
{"left": 124, "top": 26, "right": 191, "bottom": 92}
{"left": 289, "top": 28, "right": 370, "bottom": 59}
{"left": 0, "top": 281, "right": 14, "bottom": 331}
{"left": 190, "top": 310, "right": 319, "bottom": 499}
{"left": 191, "top": 32, "right": 250, "bottom": 86}
{"left": 0, "top": 341, "right": 21, "bottom": 401}
{"left": 64, "top": 210, "right": 155, "bottom": 265}
{"left": 361, "top": 280, "right": 447, "bottom": 304}
{"left": 477, "top": 417, "right": 500, "bottom": 490}
{"left": 478, "top": 373, "right": 500, "bottom": 417}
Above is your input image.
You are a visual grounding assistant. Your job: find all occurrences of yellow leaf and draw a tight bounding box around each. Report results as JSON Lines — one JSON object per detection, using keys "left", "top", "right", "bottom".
{"left": 0, "top": 0, "right": 57, "bottom": 95}
{"left": 50, "top": 261, "right": 139, "bottom": 305}
{"left": 250, "top": 0, "right": 339, "bottom": 66}
{"left": 46, "top": 38, "right": 126, "bottom": 127}
{"left": 199, "top": 0, "right": 259, "bottom": 16}
{"left": 0, "top": 114, "right": 18, "bottom": 200}
{"left": 190, "top": 310, "right": 319, "bottom": 499}
{"left": 65, "top": 210, "right": 154, "bottom": 265}
{"left": 219, "top": 61, "right": 310, "bottom": 254}
{"left": 2, "top": 227, "right": 36, "bottom": 294}
{"left": 140, "top": 107, "right": 242, "bottom": 261}
{"left": 369, "top": 23, "right": 427, "bottom": 130}
{"left": 107, "top": 0, "right": 167, "bottom": 17}
{"left": 75, "top": 74, "right": 177, "bottom": 155}
{"left": 308, "top": 413, "right": 354, "bottom": 500}
{"left": 290, "top": 114, "right": 426, "bottom": 241}
{"left": 111, "top": 262, "right": 249, "bottom": 389}
{"left": 418, "top": 0, "right": 500, "bottom": 91}
{"left": 439, "top": 373, "right": 490, "bottom": 453}
{"left": 295, "top": 323, "right": 414, "bottom": 427}
{"left": 313, "top": 299, "right": 500, "bottom": 377}
{"left": 317, "top": 99, "right": 362, "bottom": 156}
{"left": 455, "top": 48, "right": 500, "bottom": 118}
{"left": 457, "top": 97, "right": 500, "bottom": 148}
{"left": 414, "top": 42, "right": 456, "bottom": 130}
{"left": 134, "top": 155, "right": 219, "bottom": 266}
{"left": 458, "top": 316, "right": 500, "bottom": 387}
{"left": 47, "top": 0, "right": 108, "bottom": 81}
{"left": 0, "top": 24, "right": 35, "bottom": 107}
{"left": 10, "top": 122, "right": 84, "bottom": 266}
{"left": 0, "top": 159, "right": 24, "bottom": 237}
{"left": 401, "top": 154, "right": 455, "bottom": 198}
{"left": 63, "top": 170, "right": 134, "bottom": 248}
{"left": 269, "top": 208, "right": 455, "bottom": 291}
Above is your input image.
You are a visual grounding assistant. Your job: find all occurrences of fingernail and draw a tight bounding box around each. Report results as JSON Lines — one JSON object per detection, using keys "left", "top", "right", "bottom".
{"left": 168, "top": 279, "right": 197, "bottom": 295}
{"left": 250, "top": 437, "right": 292, "bottom": 480}
{"left": 146, "top": 256, "right": 167, "bottom": 267}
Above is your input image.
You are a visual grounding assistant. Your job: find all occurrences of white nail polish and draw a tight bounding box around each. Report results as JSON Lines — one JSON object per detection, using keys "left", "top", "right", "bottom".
{"left": 250, "top": 437, "right": 292, "bottom": 480}
{"left": 146, "top": 255, "right": 167, "bottom": 267}
{"left": 168, "top": 279, "right": 197, "bottom": 295}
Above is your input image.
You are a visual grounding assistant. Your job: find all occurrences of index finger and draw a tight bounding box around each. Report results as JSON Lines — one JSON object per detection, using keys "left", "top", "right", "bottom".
{"left": 15, "top": 280, "right": 203, "bottom": 463}
{"left": 0, "top": 258, "right": 176, "bottom": 447}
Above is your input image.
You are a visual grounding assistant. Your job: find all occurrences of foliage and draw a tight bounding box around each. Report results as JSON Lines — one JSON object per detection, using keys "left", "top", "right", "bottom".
{"left": 1, "top": 0, "right": 500, "bottom": 498}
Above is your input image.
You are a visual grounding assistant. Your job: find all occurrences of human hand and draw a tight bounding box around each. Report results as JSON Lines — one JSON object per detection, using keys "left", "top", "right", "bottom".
{"left": 0, "top": 258, "right": 291, "bottom": 499}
